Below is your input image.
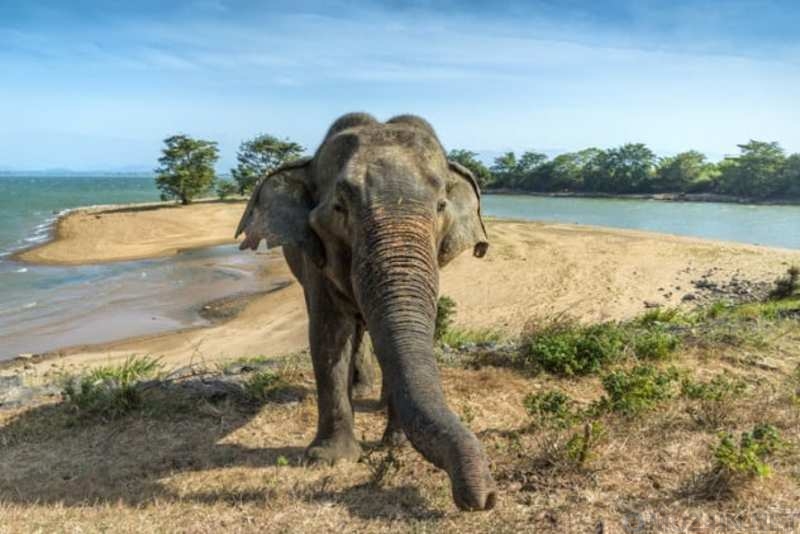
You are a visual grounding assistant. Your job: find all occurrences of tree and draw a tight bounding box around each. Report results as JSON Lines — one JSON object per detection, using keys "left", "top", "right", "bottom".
{"left": 490, "top": 152, "right": 519, "bottom": 189}
{"left": 231, "top": 134, "right": 305, "bottom": 195}
{"left": 782, "top": 154, "right": 800, "bottom": 197}
{"left": 155, "top": 135, "right": 219, "bottom": 205}
{"left": 545, "top": 148, "right": 602, "bottom": 192}
{"left": 515, "top": 151, "right": 549, "bottom": 190}
{"left": 447, "top": 149, "right": 493, "bottom": 189}
{"left": 584, "top": 144, "right": 656, "bottom": 193}
{"left": 215, "top": 178, "right": 238, "bottom": 200}
{"left": 654, "top": 150, "right": 718, "bottom": 192}
{"left": 718, "top": 140, "right": 787, "bottom": 198}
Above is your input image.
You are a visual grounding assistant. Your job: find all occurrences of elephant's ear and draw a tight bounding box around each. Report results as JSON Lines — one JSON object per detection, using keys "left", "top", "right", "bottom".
{"left": 438, "top": 161, "right": 489, "bottom": 267}
{"left": 235, "top": 157, "right": 325, "bottom": 268}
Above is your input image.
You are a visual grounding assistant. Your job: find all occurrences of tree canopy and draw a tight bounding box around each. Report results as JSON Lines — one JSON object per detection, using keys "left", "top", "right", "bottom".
{"left": 231, "top": 134, "right": 305, "bottom": 194}
{"left": 447, "top": 149, "right": 493, "bottom": 188}
{"left": 155, "top": 135, "right": 219, "bottom": 205}
{"left": 455, "top": 140, "right": 799, "bottom": 200}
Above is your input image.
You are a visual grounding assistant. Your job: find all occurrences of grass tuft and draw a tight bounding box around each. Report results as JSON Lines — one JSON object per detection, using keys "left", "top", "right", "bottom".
{"left": 61, "top": 356, "right": 161, "bottom": 419}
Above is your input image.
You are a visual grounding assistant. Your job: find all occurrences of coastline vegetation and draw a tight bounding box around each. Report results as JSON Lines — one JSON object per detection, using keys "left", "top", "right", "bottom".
{"left": 448, "top": 140, "right": 800, "bottom": 201}
{"left": 152, "top": 132, "right": 800, "bottom": 206}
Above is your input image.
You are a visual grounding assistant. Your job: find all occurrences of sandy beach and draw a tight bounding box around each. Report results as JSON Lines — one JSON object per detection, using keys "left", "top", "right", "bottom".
{"left": 10, "top": 201, "right": 800, "bottom": 374}
{"left": 14, "top": 201, "right": 242, "bottom": 265}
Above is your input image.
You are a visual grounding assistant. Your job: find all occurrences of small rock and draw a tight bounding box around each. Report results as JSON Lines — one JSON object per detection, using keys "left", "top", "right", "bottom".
{"left": 644, "top": 301, "right": 661, "bottom": 308}
{"left": 682, "top": 293, "right": 697, "bottom": 301}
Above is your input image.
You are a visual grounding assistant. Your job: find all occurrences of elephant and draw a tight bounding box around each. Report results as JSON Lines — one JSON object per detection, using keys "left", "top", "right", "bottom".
{"left": 235, "top": 112, "right": 495, "bottom": 511}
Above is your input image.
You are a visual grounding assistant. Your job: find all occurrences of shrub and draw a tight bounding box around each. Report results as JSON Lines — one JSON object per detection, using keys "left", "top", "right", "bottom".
{"left": 62, "top": 356, "right": 161, "bottom": 418}
{"left": 681, "top": 373, "right": 747, "bottom": 402}
{"left": 769, "top": 266, "right": 799, "bottom": 300}
{"left": 519, "top": 320, "right": 627, "bottom": 376}
{"left": 632, "top": 328, "right": 681, "bottom": 360}
{"left": 713, "top": 423, "right": 783, "bottom": 478}
{"left": 242, "top": 369, "right": 289, "bottom": 403}
{"left": 435, "top": 295, "right": 457, "bottom": 342}
{"left": 600, "top": 365, "right": 680, "bottom": 416}
{"left": 523, "top": 390, "right": 578, "bottom": 429}
{"left": 681, "top": 373, "right": 748, "bottom": 428}
{"left": 564, "top": 422, "right": 606, "bottom": 468}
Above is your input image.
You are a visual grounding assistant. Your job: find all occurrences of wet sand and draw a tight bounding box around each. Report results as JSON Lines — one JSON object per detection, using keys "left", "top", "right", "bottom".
{"left": 8, "top": 201, "right": 800, "bottom": 374}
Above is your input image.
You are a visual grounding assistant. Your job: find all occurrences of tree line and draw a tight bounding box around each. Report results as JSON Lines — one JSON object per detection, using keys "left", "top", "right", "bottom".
{"left": 450, "top": 141, "right": 800, "bottom": 200}
{"left": 155, "top": 134, "right": 800, "bottom": 205}
{"left": 154, "top": 134, "right": 303, "bottom": 204}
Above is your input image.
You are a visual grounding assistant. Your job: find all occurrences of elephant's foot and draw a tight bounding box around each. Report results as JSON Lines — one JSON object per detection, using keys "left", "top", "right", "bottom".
{"left": 305, "top": 433, "right": 361, "bottom": 465}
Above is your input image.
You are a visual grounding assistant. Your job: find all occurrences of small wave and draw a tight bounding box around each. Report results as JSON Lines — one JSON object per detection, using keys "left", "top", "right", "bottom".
{"left": 15, "top": 267, "right": 28, "bottom": 273}
{"left": 23, "top": 302, "right": 37, "bottom": 309}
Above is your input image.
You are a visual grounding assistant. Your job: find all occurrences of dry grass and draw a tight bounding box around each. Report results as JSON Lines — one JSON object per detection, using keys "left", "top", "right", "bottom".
{"left": 2, "top": 307, "right": 800, "bottom": 533}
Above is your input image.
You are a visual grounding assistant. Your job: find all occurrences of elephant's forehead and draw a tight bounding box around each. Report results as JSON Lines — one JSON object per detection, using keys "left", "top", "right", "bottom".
{"left": 317, "top": 125, "right": 447, "bottom": 183}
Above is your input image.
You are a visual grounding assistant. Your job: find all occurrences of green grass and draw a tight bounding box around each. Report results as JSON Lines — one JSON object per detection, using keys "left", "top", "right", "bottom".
{"left": 435, "top": 295, "right": 457, "bottom": 342}
{"left": 61, "top": 356, "right": 161, "bottom": 419}
{"left": 242, "top": 369, "right": 291, "bottom": 403}
{"left": 438, "top": 327, "right": 503, "bottom": 349}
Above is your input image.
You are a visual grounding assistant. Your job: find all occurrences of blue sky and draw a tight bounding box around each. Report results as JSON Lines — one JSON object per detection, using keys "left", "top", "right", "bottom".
{"left": 1, "top": 0, "right": 799, "bottom": 171}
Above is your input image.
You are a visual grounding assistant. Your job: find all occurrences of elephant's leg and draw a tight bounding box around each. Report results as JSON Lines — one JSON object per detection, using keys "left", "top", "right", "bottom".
{"left": 304, "top": 280, "right": 362, "bottom": 465}
{"left": 352, "top": 333, "right": 376, "bottom": 398}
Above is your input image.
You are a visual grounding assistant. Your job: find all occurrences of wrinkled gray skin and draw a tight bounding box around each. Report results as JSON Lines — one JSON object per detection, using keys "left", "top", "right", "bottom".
{"left": 236, "top": 113, "right": 495, "bottom": 511}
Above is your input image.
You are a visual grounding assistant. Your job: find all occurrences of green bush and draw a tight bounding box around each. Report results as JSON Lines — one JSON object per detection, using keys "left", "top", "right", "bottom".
{"left": 523, "top": 390, "right": 578, "bottom": 429}
{"left": 600, "top": 365, "right": 680, "bottom": 416}
{"left": 681, "top": 373, "right": 747, "bottom": 401}
{"left": 713, "top": 423, "right": 783, "bottom": 478}
{"left": 769, "top": 266, "right": 799, "bottom": 300}
{"left": 518, "top": 320, "right": 627, "bottom": 376}
{"left": 435, "top": 295, "right": 457, "bottom": 342}
{"left": 62, "top": 356, "right": 161, "bottom": 418}
{"left": 632, "top": 328, "right": 681, "bottom": 360}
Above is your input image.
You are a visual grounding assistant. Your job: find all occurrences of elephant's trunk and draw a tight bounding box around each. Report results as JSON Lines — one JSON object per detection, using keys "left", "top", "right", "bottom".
{"left": 353, "top": 204, "right": 496, "bottom": 511}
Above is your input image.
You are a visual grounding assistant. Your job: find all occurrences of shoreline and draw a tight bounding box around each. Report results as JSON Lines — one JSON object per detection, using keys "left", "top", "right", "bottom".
{"left": 3, "top": 199, "right": 800, "bottom": 376}
{"left": 484, "top": 189, "right": 800, "bottom": 206}
{"left": 12, "top": 198, "right": 246, "bottom": 265}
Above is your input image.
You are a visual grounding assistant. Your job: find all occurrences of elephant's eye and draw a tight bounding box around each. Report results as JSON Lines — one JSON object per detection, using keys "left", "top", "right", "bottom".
{"left": 437, "top": 199, "right": 447, "bottom": 213}
{"left": 333, "top": 203, "right": 345, "bottom": 213}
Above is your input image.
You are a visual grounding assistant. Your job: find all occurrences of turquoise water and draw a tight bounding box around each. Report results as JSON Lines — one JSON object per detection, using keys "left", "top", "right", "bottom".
{"left": 482, "top": 195, "right": 800, "bottom": 250}
{"left": 1, "top": 177, "right": 799, "bottom": 360}
{"left": 0, "top": 175, "right": 267, "bottom": 360}
{"left": 0, "top": 175, "right": 160, "bottom": 257}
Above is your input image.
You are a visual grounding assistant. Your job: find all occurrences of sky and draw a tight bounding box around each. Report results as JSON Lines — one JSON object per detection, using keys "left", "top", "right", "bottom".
{"left": 1, "top": 0, "right": 799, "bottom": 171}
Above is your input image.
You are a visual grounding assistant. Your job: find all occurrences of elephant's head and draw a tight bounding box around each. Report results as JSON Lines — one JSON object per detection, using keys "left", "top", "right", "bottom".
{"left": 236, "top": 113, "right": 494, "bottom": 510}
